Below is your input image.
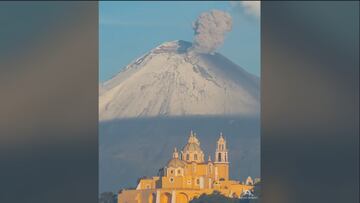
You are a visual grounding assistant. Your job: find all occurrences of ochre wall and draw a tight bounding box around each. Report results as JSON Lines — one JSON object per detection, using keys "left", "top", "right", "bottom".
{"left": 118, "top": 186, "right": 254, "bottom": 203}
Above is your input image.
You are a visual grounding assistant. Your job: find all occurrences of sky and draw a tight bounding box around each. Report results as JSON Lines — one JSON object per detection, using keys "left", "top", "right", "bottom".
{"left": 99, "top": 1, "right": 260, "bottom": 82}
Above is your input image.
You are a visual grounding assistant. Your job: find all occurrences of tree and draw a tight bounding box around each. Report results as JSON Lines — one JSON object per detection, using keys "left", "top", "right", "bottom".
{"left": 190, "top": 191, "right": 251, "bottom": 203}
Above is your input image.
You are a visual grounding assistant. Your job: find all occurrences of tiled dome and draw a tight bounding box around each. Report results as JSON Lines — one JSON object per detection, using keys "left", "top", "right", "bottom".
{"left": 182, "top": 142, "right": 203, "bottom": 153}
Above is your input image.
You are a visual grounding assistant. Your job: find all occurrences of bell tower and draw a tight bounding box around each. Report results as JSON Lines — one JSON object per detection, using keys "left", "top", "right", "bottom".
{"left": 215, "top": 133, "right": 228, "bottom": 163}
{"left": 214, "top": 133, "right": 229, "bottom": 181}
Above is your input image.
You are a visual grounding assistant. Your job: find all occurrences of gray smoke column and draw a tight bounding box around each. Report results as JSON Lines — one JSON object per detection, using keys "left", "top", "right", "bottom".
{"left": 192, "top": 10, "right": 232, "bottom": 54}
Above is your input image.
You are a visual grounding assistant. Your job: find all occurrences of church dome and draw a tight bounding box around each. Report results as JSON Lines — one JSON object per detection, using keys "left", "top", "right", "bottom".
{"left": 182, "top": 142, "right": 203, "bottom": 153}
{"left": 167, "top": 158, "right": 186, "bottom": 168}
{"left": 181, "top": 131, "right": 205, "bottom": 163}
{"left": 182, "top": 131, "right": 203, "bottom": 153}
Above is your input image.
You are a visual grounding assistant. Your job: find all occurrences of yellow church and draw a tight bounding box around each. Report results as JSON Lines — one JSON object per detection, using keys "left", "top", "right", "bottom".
{"left": 118, "top": 131, "right": 255, "bottom": 203}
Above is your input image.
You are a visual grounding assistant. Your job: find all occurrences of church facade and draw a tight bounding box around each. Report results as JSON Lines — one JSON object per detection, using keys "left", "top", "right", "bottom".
{"left": 118, "top": 131, "right": 255, "bottom": 203}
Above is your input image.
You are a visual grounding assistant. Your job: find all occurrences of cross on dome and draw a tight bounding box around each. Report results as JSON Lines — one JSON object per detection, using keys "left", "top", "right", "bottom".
{"left": 188, "top": 130, "right": 200, "bottom": 145}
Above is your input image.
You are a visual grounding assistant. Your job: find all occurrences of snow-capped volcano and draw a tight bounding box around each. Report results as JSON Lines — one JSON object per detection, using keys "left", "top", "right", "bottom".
{"left": 99, "top": 40, "right": 259, "bottom": 121}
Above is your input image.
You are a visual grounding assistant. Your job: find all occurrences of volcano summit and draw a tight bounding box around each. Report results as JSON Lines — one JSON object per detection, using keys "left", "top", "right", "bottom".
{"left": 99, "top": 40, "right": 259, "bottom": 121}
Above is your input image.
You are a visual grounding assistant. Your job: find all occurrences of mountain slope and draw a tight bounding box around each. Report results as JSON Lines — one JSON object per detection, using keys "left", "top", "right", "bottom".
{"left": 99, "top": 40, "right": 259, "bottom": 121}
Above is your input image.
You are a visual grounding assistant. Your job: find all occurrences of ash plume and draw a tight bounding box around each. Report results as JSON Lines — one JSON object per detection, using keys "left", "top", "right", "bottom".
{"left": 191, "top": 10, "right": 232, "bottom": 54}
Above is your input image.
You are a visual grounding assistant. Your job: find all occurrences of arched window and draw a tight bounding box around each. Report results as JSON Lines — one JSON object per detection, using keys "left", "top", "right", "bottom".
{"left": 218, "top": 153, "right": 222, "bottom": 162}
{"left": 186, "top": 154, "right": 189, "bottom": 161}
{"left": 194, "top": 154, "right": 198, "bottom": 160}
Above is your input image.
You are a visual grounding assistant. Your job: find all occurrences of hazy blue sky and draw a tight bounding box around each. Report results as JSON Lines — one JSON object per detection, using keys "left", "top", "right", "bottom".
{"left": 99, "top": 1, "right": 260, "bottom": 82}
